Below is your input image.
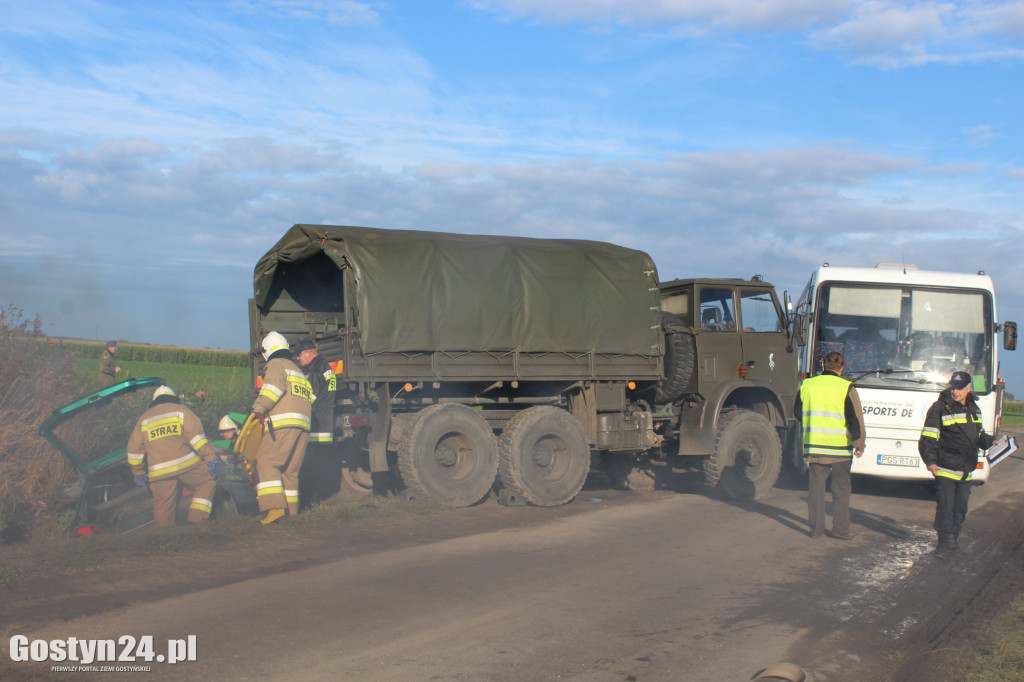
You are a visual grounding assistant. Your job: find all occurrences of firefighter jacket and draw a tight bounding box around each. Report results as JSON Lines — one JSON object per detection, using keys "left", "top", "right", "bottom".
{"left": 253, "top": 352, "right": 313, "bottom": 431}
{"left": 796, "top": 371, "right": 866, "bottom": 461}
{"left": 127, "top": 399, "right": 217, "bottom": 481}
{"left": 305, "top": 354, "right": 337, "bottom": 444}
{"left": 919, "top": 389, "right": 993, "bottom": 481}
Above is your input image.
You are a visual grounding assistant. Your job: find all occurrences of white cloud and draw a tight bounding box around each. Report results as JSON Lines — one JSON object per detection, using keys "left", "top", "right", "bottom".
{"left": 920, "top": 162, "right": 986, "bottom": 176}
{"left": 807, "top": 1, "right": 953, "bottom": 67}
{"left": 965, "top": 124, "right": 999, "bottom": 147}
{"left": 254, "top": 0, "right": 381, "bottom": 25}
{"left": 467, "top": 0, "right": 853, "bottom": 31}
{"left": 470, "top": 0, "right": 1024, "bottom": 68}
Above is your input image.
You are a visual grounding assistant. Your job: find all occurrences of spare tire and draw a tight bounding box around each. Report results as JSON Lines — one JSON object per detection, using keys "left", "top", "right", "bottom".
{"left": 654, "top": 311, "right": 696, "bottom": 403}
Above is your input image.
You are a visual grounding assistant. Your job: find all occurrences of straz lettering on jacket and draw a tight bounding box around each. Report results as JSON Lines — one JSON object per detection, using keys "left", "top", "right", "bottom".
{"left": 288, "top": 370, "right": 313, "bottom": 401}
{"left": 144, "top": 413, "right": 184, "bottom": 441}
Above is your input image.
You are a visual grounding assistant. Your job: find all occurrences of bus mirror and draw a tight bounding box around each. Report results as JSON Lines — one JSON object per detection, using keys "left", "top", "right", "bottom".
{"left": 790, "top": 313, "right": 807, "bottom": 348}
{"left": 1004, "top": 321, "right": 1017, "bottom": 351}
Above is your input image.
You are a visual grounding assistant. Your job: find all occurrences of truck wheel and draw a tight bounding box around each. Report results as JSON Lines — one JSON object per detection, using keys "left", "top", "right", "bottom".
{"left": 655, "top": 312, "right": 696, "bottom": 402}
{"left": 498, "top": 406, "right": 590, "bottom": 507}
{"left": 703, "top": 409, "right": 782, "bottom": 501}
{"left": 397, "top": 404, "right": 498, "bottom": 508}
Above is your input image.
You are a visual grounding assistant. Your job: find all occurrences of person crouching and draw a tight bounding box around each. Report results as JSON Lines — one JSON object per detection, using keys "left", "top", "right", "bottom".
{"left": 126, "top": 385, "right": 219, "bottom": 527}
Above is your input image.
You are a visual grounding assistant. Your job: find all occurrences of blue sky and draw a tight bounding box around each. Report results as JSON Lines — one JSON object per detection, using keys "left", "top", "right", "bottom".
{"left": 2, "top": 0, "right": 1023, "bottom": 388}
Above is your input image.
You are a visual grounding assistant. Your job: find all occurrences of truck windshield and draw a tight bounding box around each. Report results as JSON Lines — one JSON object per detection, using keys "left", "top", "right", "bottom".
{"left": 814, "top": 283, "right": 993, "bottom": 391}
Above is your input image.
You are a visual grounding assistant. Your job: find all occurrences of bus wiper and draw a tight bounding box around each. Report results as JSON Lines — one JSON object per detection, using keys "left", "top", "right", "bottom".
{"left": 880, "top": 376, "right": 943, "bottom": 386}
{"left": 848, "top": 368, "right": 914, "bottom": 384}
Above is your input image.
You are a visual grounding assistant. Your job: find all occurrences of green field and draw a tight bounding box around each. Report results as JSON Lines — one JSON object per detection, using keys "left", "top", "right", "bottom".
{"left": 1002, "top": 401, "right": 1024, "bottom": 427}
{"left": 77, "top": 357, "right": 252, "bottom": 396}
{"left": 74, "top": 355, "right": 255, "bottom": 430}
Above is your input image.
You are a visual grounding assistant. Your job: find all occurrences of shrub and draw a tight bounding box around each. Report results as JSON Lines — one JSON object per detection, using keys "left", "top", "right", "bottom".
{"left": 0, "top": 306, "right": 90, "bottom": 542}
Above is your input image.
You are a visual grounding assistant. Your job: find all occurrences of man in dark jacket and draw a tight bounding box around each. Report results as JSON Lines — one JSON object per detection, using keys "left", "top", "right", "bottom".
{"left": 919, "top": 370, "right": 993, "bottom": 558}
{"left": 293, "top": 338, "right": 339, "bottom": 508}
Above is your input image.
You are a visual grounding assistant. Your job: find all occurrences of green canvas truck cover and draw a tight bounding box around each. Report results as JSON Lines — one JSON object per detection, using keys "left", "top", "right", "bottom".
{"left": 253, "top": 224, "right": 662, "bottom": 356}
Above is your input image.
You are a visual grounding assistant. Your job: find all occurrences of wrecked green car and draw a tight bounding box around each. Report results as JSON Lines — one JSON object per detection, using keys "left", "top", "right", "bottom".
{"left": 38, "top": 377, "right": 257, "bottom": 534}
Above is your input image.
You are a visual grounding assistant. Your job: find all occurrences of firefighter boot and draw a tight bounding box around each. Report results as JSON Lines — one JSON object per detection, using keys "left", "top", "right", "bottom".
{"left": 260, "top": 508, "right": 286, "bottom": 525}
{"left": 948, "top": 533, "right": 966, "bottom": 555}
{"left": 931, "top": 533, "right": 951, "bottom": 559}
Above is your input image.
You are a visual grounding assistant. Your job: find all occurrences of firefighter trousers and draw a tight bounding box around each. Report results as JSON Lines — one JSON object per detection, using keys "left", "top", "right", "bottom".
{"left": 255, "top": 427, "right": 309, "bottom": 515}
{"left": 934, "top": 477, "right": 972, "bottom": 535}
{"left": 149, "top": 463, "right": 217, "bottom": 527}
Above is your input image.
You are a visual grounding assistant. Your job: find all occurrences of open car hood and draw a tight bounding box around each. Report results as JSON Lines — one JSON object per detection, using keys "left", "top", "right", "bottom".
{"left": 37, "top": 377, "right": 165, "bottom": 474}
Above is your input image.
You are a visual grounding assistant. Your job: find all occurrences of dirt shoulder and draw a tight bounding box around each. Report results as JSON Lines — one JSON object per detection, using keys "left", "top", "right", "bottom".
{"left": 0, "top": 487, "right": 634, "bottom": 638}
{"left": 784, "top": 426, "right": 1024, "bottom": 681}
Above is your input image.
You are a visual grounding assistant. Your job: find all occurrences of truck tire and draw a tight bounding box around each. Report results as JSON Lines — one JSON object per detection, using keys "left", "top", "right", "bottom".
{"left": 703, "top": 409, "right": 782, "bottom": 501}
{"left": 654, "top": 312, "right": 696, "bottom": 403}
{"left": 498, "top": 406, "right": 590, "bottom": 507}
{"left": 397, "top": 404, "right": 499, "bottom": 508}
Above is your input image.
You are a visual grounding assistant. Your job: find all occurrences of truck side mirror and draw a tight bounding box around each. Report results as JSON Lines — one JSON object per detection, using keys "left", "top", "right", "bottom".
{"left": 1004, "top": 321, "right": 1017, "bottom": 351}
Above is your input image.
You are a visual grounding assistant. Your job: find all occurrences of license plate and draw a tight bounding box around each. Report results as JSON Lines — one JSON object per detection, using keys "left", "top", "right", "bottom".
{"left": 877, "top": 454, "right": 919, "bottom": 467}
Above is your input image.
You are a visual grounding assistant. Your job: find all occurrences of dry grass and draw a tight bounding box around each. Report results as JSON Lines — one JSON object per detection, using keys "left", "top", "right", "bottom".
{"left": 0, "top": 306, "right": 93, "bottom": 542}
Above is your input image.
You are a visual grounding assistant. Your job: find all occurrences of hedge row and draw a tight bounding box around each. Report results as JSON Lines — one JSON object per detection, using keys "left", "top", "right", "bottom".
{"left": 52, "top": 339, "right": 249, "bottom": 367}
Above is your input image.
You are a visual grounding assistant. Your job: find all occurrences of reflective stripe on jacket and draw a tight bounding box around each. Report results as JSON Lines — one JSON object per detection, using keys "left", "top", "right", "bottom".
{"left": 919, "top": 389, "right": 992, "bottom": 480}
{"left": 307, "top": 355, "right": 336, "bottom": 444}
{"left": 126, "top": 403, "right": 216, "bottom": 481}
{"left": 800, "top": 373, "right": 855, "bottom": 458}
{"left": 253, "top": 356, "right": 313, "bottom": 432}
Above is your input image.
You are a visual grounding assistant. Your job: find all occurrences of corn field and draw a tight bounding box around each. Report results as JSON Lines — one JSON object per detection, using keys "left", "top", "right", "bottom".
{"left": 55, "top": 339, "right": 248, "bottom": 367}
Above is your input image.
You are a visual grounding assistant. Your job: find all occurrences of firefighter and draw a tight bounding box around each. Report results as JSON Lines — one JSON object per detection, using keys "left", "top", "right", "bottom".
{"left": 212, "top": 414, "right": 242, "bottom": 463}
{"left": 126, "top": 385, "right": 218, "bottom": 527}
{"left": 98, "top": 341, "right": 122, "bottom": 385}
{"left": 218, "top": 415, "right": 240, "bottom": 449}
{"left": 251, "top": 331, "right": 313, "bottom": 524}
{"left": 919, "top": 370, "right": 994, "bottom": 558}
{"left": 293, "top": 338, "right": 339, "bottom": 508}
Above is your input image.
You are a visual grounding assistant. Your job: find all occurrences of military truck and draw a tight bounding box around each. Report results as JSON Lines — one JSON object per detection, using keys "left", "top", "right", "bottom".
{"left": 250, "top": 225, "right": 799, "bottom": 507}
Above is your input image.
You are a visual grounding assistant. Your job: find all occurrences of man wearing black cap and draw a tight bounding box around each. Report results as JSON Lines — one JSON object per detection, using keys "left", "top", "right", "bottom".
{"left": 919, "top": 371, "right": 994, "bottom": 558}
{"left": 293, "top": 338, "right": 339, "bottom": 507}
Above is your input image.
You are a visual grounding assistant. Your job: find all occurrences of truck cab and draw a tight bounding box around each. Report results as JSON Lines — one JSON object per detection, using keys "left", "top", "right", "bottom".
{"left": 655, "top": 277, "right": 799, "bottom": 499}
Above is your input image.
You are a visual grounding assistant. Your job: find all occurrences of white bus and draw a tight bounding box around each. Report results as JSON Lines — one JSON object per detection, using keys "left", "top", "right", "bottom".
{"left": 794, "top": 263, "right": 1017, "bottom": 482}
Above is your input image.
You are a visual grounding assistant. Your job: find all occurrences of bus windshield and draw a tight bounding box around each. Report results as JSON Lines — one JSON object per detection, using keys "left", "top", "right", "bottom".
{"left": 813, "top": 283, "right": 993, "bottom": 391}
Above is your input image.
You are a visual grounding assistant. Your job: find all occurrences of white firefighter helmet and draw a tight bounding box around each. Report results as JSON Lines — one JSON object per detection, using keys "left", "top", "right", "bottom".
{"left": 152, "top": 385, "right": 177, "bottom": 401}
{"left": 261, "top": 331, "right": 289, "bottom": 360}
{"left": 219, "top": 415, "right": 236, "bottom": 431}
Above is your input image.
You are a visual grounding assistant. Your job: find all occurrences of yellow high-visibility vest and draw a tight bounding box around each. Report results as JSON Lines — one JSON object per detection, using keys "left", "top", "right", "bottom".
{"left": 800, "top": 373, "right": 854, "bottom": 458}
